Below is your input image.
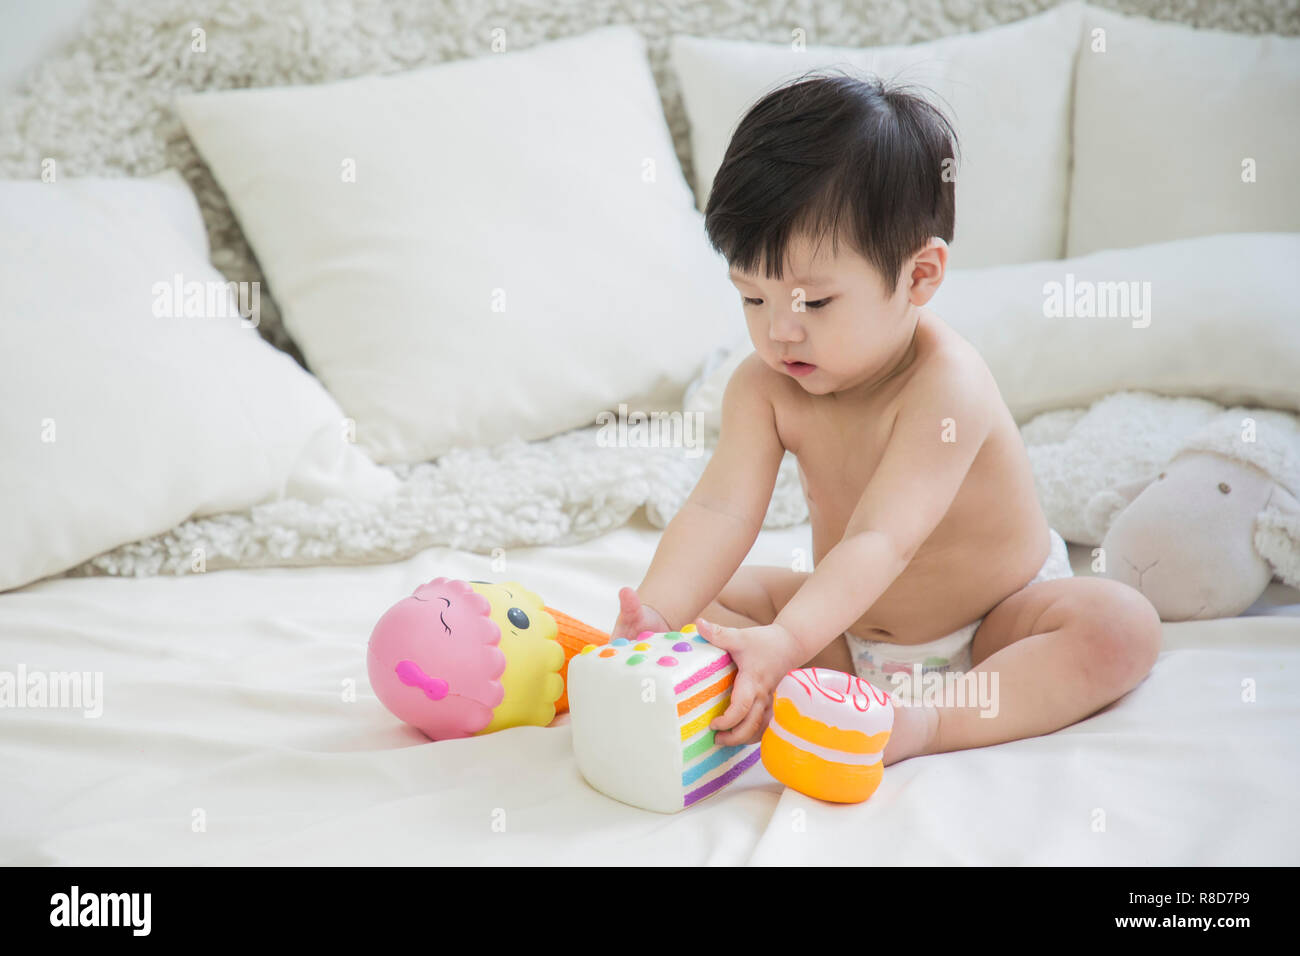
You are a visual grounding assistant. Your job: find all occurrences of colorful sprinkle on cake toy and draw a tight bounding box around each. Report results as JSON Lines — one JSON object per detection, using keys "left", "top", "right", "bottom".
{"left": 367, "top": 577, "right": 609, "bottom": 740}
{"left": 567, "top": 625, "right": 763, "bottom": 813}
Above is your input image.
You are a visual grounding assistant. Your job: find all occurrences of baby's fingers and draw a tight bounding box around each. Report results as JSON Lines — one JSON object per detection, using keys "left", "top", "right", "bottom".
{"left": 711, "top": 681, "right": 754, "bottom": 743}
{"left": 727, "top": 696, "right": 771, "bottom": 746}
{"left": 695, "top": 617, "right": 733, "bottom": 649}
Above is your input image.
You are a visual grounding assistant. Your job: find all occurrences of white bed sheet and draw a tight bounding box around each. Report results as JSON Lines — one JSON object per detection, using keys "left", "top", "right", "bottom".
{"left": 2, "top": 513, "right": 1297, "bottom": 865}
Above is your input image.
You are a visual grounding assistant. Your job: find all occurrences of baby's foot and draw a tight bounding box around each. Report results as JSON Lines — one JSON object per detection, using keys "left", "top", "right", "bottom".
{"left": 882, "top": 702, "right": 940, "bottom": 766}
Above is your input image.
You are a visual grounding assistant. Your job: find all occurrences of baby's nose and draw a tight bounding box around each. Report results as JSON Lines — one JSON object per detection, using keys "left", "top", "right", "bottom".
{"left": 769, "top": 311, "right": 805, "bottom": 342}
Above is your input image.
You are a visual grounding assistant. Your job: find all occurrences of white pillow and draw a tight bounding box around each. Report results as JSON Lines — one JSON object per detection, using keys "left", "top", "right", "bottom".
{"left": 1068, "top": 4, "right": 1300, "bottom": 257}
{"left": 0, "top": 171, "right": 397, "bottom": 593}
{"left": 689, "top": 233, "right": 1300, "bottom": 426}
{"left": 669, "top": 1, "right": 1086, "bottom": 270}
{"left": 927, "top": 232, "right": 1300, "bottom": 422}
{"left": 175, "top": 26, "right": 741, "bottom": 465}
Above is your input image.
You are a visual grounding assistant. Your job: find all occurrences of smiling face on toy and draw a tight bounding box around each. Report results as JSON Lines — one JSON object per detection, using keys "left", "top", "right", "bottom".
{"left": 464, "top": 580, "right": 565, "bottom": 733}
{"left": 366, "top": 577, "right": 564, "bottom": 740}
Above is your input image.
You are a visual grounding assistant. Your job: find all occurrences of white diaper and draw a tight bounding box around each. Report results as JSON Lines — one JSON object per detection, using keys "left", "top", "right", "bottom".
{"left": 845, "top": 528, "right": 1073, "bottom": 699}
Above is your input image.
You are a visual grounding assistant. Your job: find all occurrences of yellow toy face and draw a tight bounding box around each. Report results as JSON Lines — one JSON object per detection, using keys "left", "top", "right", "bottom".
{"left": 467, "top": 581, "right": 565, "bottom": 733}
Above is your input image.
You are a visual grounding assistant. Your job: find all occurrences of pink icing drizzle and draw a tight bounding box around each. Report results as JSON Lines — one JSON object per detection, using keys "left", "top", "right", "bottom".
{"left": 787, "top": 667, "right": 889, "bottom": 712}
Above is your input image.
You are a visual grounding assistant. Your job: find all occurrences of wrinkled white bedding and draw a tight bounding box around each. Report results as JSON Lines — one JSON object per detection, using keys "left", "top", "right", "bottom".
{"left": 2, "top": 514, "right": 1297, "bottom": 865}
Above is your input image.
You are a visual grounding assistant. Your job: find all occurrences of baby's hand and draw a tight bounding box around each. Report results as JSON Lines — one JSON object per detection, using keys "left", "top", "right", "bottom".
{"left": 697, "top": 618, "right": 804, "bottom": 747}
{"left": 610, "top": 586, "right": 670, "bottom": 644}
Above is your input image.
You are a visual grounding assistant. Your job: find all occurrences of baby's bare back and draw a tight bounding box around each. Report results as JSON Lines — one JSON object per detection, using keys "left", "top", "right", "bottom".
{"left": 771, "top": 310, "right": 1052, "bottom": 646}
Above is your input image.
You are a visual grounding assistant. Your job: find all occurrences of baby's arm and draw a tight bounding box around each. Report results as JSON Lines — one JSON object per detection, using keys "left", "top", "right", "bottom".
{"left": 634, "top": 354, "right": 785, "bottom": 630}
{"left": 773, "top": 354, "right": 994, "bottom": 661}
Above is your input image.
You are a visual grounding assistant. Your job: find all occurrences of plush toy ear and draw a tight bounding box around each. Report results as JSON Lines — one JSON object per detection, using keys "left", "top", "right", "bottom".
{"left": 1084, "top": 473, "right": 1157, "bottom": 542}
{"left": 1255, "top": 484, "right": 1300, "bottom": 590}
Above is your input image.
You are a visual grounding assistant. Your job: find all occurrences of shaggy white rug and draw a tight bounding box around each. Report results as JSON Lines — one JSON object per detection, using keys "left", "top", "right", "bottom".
{"left": 63, "top": 417, "right": 813, "bottom": 578}
{"left": 60, "top": 387, "right": 1300, "bottom": 580}
{"left": 3, "top": 0, "right": 1295, "bottom": 579}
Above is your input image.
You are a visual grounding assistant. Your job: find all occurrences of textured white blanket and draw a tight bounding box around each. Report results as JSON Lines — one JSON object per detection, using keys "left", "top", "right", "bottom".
{"left": 5, "top": 518, "right": 1297, "bottom": 864}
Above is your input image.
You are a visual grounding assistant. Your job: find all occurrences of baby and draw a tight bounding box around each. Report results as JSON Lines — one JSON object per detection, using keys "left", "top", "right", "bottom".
{"left": 611, "top": 71, "right": 1161, "bottom": 766}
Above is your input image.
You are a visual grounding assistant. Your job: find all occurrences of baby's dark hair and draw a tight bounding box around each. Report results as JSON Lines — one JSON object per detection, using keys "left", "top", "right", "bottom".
{"left": 704, "top": 69, "right": 960, "bottom": 298}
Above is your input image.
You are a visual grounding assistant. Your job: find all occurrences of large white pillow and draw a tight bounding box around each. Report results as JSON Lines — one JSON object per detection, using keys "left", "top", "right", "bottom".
{"left": 175, "top": 26, "right": 741, "bottom": 465}
{"left": 0, "top": 171, "right": 397, "bottom": 593}
{"left": 688, "top": 233, "right": 1300, "bottom": 427}
{"left": 669, "top": 1, "right": 1086, "bottom": 270}
{"left": 929, "top": 232, "right": 1300, "bottom": 422}
{"left": 1068, "top": 4, "right": 1300, "bottom": 257}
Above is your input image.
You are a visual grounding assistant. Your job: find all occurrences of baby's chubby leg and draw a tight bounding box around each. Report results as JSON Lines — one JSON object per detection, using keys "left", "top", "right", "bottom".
{"left": 887, "top": 576, "right": 1161, "bottom": 763}
{"left": 698, "top": 565, "right": 853, "bottom": 671}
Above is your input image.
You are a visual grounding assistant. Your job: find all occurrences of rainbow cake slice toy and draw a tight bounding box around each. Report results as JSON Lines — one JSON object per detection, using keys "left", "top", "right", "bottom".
{"left": 567, "top": 625, "right": 762, "bottom": 813}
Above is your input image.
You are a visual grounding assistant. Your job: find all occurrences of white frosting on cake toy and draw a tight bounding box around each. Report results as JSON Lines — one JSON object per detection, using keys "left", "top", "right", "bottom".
{"left": 567, "top": 624, "right": 762, "bottom": 813}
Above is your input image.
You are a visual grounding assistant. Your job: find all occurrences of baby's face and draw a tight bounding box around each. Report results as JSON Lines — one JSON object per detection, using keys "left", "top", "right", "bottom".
{"left": 728, "top": 231, "right": 916, "bottom": 396}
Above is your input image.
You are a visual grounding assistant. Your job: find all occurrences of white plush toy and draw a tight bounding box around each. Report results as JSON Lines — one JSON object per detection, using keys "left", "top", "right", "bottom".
{"left": 1084, "top": 408, "right": 1300, "bottom": 620}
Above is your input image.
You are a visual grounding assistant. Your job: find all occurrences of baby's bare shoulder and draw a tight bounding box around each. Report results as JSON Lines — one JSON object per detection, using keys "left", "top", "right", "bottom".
{"left": 900, "top": 311, "right": 998, "bottom": 407}
{"left": 732, "top": 349, "right": 775, "bottom": 388}
{"left": 727, "top": 349, "right": 794, "bottom": 409}
{"left": 718, "top": 350, "right": 787, "bottom": 437}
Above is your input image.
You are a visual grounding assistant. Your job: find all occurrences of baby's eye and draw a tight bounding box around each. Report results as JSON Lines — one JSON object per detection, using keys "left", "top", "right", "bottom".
{"left": 742, "top": 296, "right": 830, "bottom": 309}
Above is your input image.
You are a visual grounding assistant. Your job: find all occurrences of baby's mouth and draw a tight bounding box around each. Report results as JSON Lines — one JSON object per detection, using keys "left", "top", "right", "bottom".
{"left": 782, "top": 359, "right": 817, "bottom": 374}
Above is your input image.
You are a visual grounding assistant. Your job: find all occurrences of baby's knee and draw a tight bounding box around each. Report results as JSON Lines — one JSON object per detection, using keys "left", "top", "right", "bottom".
{"left": 1068, "top": 578, "right": 1162, "bottom": 688}
{"left": 1105, "top": 583, "right": 1162, "bottom": 682}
